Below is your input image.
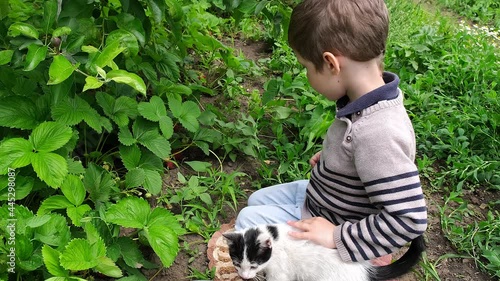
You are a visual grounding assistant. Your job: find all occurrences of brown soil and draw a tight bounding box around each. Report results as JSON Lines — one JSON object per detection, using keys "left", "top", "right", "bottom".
{"left": 142, "top": 40, "right": 497, "bottom": 281}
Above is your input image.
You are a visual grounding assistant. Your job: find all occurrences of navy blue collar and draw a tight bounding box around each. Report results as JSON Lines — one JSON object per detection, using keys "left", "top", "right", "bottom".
{"left": 336, "top": 72, "right": 400, "bottom": 118}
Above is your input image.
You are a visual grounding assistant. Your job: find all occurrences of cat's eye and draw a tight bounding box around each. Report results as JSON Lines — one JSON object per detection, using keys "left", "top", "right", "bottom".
{"left": 250, "top": 265, "right": 257, "bottom": 269}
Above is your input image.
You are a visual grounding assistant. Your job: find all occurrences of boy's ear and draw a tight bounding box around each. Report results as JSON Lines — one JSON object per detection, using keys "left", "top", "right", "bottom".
{"left": 323, "top": 52, "right": 341, "bottom": 75}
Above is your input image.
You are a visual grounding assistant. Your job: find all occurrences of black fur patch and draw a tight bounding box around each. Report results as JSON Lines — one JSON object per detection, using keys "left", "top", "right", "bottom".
{"left": 225, "top": 233, "right": 244, "bottom": 264}
{"left": 244, "top": 227, "right": 272, "bottom": 265}
{"left": 267, "top": 225, "right": 279, "bottom": 241}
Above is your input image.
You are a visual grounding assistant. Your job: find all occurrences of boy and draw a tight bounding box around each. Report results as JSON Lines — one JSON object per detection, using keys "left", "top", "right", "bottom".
{"left": 235, "top": 0, "right": 428, "bottom": 263}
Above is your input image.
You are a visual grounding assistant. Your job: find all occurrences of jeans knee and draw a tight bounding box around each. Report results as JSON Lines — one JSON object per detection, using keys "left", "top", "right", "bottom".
{"left": 247, "top": 190, "right": 265, "bottom": 206}
{"left": 235, "top": 206, "right": 258, "bottom": 230}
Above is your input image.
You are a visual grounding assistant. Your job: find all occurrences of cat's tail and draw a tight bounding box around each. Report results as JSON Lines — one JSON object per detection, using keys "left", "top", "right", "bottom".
{"left": 368, "top": 235, "right": 426, "bottom": 281}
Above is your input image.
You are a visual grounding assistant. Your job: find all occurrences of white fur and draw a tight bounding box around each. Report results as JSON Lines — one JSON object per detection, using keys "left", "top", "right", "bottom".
{"left": 244, "top": 224, "right": 371, "bottom": 281}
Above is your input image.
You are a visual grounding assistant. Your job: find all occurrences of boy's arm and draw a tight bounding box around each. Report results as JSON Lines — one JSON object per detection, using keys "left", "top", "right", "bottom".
{"left": 333, "top": 122, "right": 427, "bottom": 262}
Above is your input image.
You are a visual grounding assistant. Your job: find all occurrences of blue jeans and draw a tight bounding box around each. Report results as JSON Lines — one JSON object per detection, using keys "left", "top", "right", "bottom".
{"left": 235, "top": 180, "right": 309, "bottom": 230}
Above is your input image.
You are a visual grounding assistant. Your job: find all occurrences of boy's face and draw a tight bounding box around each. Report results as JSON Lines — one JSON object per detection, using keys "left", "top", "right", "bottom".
{"left": 295, "top": 53, "right": 345, "bottom": 101}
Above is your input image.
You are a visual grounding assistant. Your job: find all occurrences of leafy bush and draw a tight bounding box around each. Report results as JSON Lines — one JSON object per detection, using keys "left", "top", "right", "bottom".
{"left": 0, "top": 0, "right": 262, "bottom": 279}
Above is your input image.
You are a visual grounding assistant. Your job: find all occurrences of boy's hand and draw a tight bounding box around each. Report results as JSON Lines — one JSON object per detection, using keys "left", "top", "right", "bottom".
{"left": 309, "top": 151, "right": 322, "bottom": 167}
{"left": 287, "top": 217, "right": 336, "bottom": 249}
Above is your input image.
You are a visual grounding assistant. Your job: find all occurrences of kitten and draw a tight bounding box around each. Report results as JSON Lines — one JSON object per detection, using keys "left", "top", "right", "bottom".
{"left": 223, "top": 224, "right": 425, "bottom": 281}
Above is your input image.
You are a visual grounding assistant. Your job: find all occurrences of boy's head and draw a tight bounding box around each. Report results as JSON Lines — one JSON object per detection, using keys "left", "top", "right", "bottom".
{"left": 288, "top": 0, "right": 389, "bottom": 71}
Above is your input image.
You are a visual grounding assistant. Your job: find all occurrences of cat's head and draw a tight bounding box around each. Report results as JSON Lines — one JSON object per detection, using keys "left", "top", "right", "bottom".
{"left": 223, "top": 226, "right": 276, "bottom": 280}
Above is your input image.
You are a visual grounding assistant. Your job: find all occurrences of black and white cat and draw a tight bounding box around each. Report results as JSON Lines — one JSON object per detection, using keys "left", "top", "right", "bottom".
{"left": 223, "top": 224, "right": 425, "bottom": 281}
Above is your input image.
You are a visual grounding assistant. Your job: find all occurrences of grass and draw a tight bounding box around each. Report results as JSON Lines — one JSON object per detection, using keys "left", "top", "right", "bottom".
{"left": 240, "top": 0, "right": 500, "bottom": 278}
{"left": 161, "top": 0, "right": 499, "bottom": 279}
{"left": 382, "top": 0, "right": 499, "bottom": 277}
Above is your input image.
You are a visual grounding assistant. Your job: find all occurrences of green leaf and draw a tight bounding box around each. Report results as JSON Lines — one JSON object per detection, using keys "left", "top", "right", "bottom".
{"left": 82, "top": 222, "right": 101, "bottom": 246}
{"left": 118, "top": 126, "right": 137, "bottom": 145}
{"left": 52, "top": 96, "right": 108, "bottom": 133}
{"left": 165, "top": 0, "right": 184, "bottom": 21}
{"left": 115, "top": 237, "right": 150, "bottom": 269}
{"left": 60, "top": 174, "right": 86, "bottom": 206}
{"left": 8, "top": 22, "right": 39, "bottom": 39}
{"left": 0, "top": 0, "right": 8, "bottom": 20}
{"left": 95, "top": 40, "right": 126, "bottom": 68}
{"left": 82, "top": 102, "right": 108, "bottom": 134}
{"left": 105, "top": 197, "right": 150, "bottom": 229}
{"left": 25, "top": 215, "right": 52, "bottom": 228}
{"left": 42, "top": 245, "right": 69, "bottom": 277}
{"left": 82, "top": 45, "right": 99, "bottom": 54}
{"left": 48, "top": 55, "right": 79, "bottom": 85}
{"left": 43, "top": 0, "right": 58, "bottom": 32}
{"left": 0, "top": 205, "right": 34, "bottom": 236}
{"left": 169, "top": 100, "right": 200, "bottom": 133}
{"left": 45, "top": 277, "right": 88, "bottom": 281}
{"left": 0, "top": 175, "right": 33, "bottom": 200}
{"left": 67, "top": 158, "right": 85, "bottom": 174}
{"left": 15, "top": 234, "right": 33, "bottom": 260}
{"left": 66, "top": 204, "right": 91, "bottom": 226}
{"left": 185, "top": 161, "right": 212, "bottom": 172}
{"left": 29, "top": 121, "right": 73, "bottom": 152}
{"left": 95, "top": 92, "right": 114, "bottom": 114}
{"left": 143, "top": 169, "right": 162, "bottom": 195}
{"left": 60, "top": 238, "right": 106, "bottom": 271}
{"left": 18, "top": 250, "right": 44, "bottom": 271}
{"left": 114, "top": 96, "right": 139, "bottom": 120}
{"left": 65, "top": 35, "right": 85, "bottom": 54}
{"left": 51, "top": 97, "right": 87, "bottom": 125}
{"left": 120, "top": 144, "right": 141, "bottom": 170}
{"left": 0, "top": 50, "right": 14, "bottom": 65}
{"left": 138, "top": 96, "right": 166, "bottom": 122}
{"left": 96, "top": 93, "right": 138, "bottom": 127}
{"left": 143, "top": 208, "right": 182, "bottom": 267}
{"left": 34, "top": 214, "right": 71, "bottom": 247}
{"left": 52, "top": 27, "right": 72, "bottom": 38}
{"left": 37, "top": 195, "right": 73, "bottom": 215}
{"left": 147, "top": 206, "right": 185, "bottom": 236}
{"left": 199, "top": 193, "right": 213, "bottom": 206}
{"left": 0, "top": 138, "right": 33, "bottom": 173}
{"left": 125, "top": 167, "right": 145, "bottom": 188}
{"left": 107, "top": 29, "right": 139, "bottom": 57}
{"left": 83, "top": 163, "right": 115, "bottom": 203}
{"left": 0, "top": 96, "right": 41, "bottom": 129}
{"left": 83, "top": 76, "right": 104, "bottom": 92}
{"left": 146, "top": 0, "right": 164, "bottom": 24}
{"left": 24, "top": 44, "right": 48, "bottom": 71}
{"left": 138, "top": 131, "right": 171, "bottom": 159}
{"left": 31, "top": 152, "right": 68, "bottom": 188}
{"left": 144, "top": 225, "right": 177, "bottom": 268}
{"left": 138, "top": 150, "right": 163, "bottom": 172}
{"left": 159, "top": 116, "right": 174, "bottom": 139}
{"left": 95, "top": 256, "right": 123, "bottom": 278}
{"left": 116, "top": 13, "right": 146, "bottom": 46}
{"left": 107, "top": 69, "right": 146, "bottom": 95}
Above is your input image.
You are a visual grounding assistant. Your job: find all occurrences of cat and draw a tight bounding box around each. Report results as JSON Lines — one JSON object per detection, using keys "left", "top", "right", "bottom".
{"left": 223, "top": 224, "right": 425, "bottom": 281}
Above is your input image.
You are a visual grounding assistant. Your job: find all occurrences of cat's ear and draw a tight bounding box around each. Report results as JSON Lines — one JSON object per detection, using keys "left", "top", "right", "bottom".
{"left": 262, "top": 238, "right": 272, "bottom": 249}
{"left": 223, "top": 233, "right": 241, "bottom": 246}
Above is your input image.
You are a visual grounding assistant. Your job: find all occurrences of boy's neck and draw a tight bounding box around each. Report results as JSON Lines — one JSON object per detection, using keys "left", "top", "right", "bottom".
{"left": 341, "top": 57, "right": 385, "bottom": 102}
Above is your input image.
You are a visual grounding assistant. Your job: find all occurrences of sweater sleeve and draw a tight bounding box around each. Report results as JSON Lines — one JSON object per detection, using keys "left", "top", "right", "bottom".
{"left": 333, "top": 115, "right": 428, "bottom": 262}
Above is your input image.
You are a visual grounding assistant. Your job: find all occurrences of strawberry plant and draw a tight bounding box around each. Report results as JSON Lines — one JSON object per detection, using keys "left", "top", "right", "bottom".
{"left": 0, "top": 0, "right": 260, "bottom": 279}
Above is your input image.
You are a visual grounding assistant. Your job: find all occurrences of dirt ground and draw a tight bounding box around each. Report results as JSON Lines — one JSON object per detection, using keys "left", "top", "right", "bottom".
{"left": 142, "top": 41, "right": 498, "bottom": 281}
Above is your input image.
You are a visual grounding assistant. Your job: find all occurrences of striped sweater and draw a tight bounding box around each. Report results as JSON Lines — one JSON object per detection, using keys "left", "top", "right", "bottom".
{"left": 301, "top": 72, "right": 427, "bottom": 262}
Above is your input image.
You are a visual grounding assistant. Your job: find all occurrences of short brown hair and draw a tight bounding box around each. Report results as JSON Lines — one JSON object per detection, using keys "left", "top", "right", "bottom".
{"left": 288, "top": 0, "right": 389, "bottom": 70}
